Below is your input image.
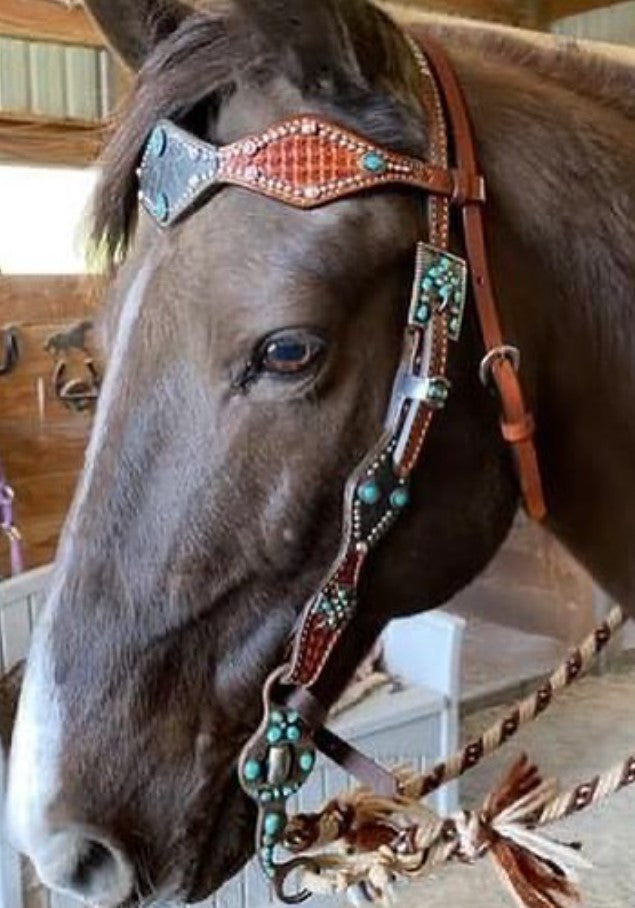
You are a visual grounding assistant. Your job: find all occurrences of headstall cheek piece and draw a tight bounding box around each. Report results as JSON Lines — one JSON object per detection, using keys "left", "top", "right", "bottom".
{"left": 136, "top": 31, "right": 546, "bottom": 903}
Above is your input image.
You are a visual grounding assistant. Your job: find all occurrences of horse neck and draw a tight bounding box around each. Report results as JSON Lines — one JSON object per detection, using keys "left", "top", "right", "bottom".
{"left": 458, "top": 37, "right": 635, "bottom": 606}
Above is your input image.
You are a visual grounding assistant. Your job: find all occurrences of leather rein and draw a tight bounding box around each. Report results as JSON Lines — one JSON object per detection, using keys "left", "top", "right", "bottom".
{"left": 136, "top": 34, "right": 547, "bottom": 902}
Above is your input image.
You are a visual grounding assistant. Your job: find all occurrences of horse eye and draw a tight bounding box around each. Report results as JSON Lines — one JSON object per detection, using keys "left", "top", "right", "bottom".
{"left": 260, "top": 331, "right": 326, "bottom": 376}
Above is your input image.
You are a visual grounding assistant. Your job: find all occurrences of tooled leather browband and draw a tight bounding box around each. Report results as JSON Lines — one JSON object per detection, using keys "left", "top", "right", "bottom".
{"left": 137, "top": 116, "right": 485, "bottom": 225}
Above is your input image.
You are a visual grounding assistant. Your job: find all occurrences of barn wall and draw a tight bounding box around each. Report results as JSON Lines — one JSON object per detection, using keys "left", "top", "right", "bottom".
{"left": 0, "top": 278, "right": 100, "bottom": 573}
{"left": 0, "top": 36, "right": 115, "bottom": 120}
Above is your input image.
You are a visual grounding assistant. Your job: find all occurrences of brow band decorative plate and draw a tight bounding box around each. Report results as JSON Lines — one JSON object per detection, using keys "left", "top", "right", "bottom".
{"left": 137, "top": 117, "right": 483, "bottom": 227}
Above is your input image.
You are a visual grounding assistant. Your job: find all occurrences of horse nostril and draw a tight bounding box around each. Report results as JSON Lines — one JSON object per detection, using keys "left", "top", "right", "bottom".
{"left": 33, "top": 830, "right": 135, "bottom": 907}
{"left": 71, "top": 838, "right": 119, "bottom": 890}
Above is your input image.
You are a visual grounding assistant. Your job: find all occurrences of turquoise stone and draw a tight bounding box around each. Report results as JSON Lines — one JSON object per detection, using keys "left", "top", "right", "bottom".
{"left": 361, "top": 151, "right": 387, "bottom": 174}
{"left": 286, "top": 725, "right": 301, "bottom": 743}
{"left": 267, "top": 725, "right": 283, "bottom": 745}
{"left": 148, "top": 126, "right": 167, "bottom": 158}
{"left": 286, "top": 710, "right": 299, "bottom": 725}
{"left": 260, "top": 791, "right": 273, "bottom": 803}
{"left": 270, "top": 710, "right": 284, "bottom": 725}
{"left": 358, "top": 480, "right": 381, "bottom": 506}
{"left": 299, "top": 751, "right": 315, "bottom": 773}
{"left": 427, "top": 380, "right": 450, "bottom": 405}
{"left": 243, "top": 760, "right": 261, "bottom": 783}
{"left": 416, "top": 304, "right": 431, "bottom": 324}
{"left": 390, "top": 487, "right": 410, "bottom": 509}
{"left": 264, "top": 812, "right": 284, "bottom": 837}
{"left": 282, "top": 785, "right": 295, "bottom": 797}
{"left": 153, "top": 192, "right": 170, "bottom": 223}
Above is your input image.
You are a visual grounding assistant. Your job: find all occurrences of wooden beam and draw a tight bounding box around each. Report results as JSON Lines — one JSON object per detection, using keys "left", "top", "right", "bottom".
{"left": 384, "top": 0, "right": 522, "bottom": 24}
{"left": 0, "top": 275, "right": 102, "bottom": 323}
{"left": 0, "top": 0, "right": 103, "bottom": 47}
{"left": 545, "top": 0, "right": 627, "bottom": 20}
{"left": 0, "top": 110, "right": 108, "bottom": 166}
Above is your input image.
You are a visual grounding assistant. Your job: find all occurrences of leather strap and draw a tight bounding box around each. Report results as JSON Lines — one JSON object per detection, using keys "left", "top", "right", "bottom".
{"left": 314, "top": 726, "right": 400, "bottom": 798}
{"left": 287, "top": 687, "right": 400, "bottom": 797}
{"left": 416, "top": 35, "right": 547, "bottom": 522}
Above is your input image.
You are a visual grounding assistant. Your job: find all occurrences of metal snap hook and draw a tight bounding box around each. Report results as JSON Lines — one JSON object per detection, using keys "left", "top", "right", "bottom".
{"left": 272, "top": 855, "right": 318, "bottom": 904}
{"left": 0, "top": 326, "right": 20, "bottom": 376}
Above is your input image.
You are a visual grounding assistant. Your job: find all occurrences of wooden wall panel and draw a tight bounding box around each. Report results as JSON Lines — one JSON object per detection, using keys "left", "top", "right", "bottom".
{"left": 383, "top": 0, "right": 624, "bottom": 24}
{"left": 0, "top": 111, "right": 108, "bottom": 166}
{"left": 0, "top": 276, "right": 101, "bottom": 572}
{"left": 0, "top": 0, "right": 103, "bottom": 47}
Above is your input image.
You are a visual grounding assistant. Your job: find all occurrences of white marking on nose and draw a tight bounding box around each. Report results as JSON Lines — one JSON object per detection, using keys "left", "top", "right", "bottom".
{"left": 33, "top": 830, "right": 134, "bottom": 908}
{"left": 5, "top": 572, "right": 64, "bottom": 859}
{"left": 67, "top": 257, "right": 157, "bottom": 535}
{"left": 5, "top": 258, "right": 157, "bottom": 890}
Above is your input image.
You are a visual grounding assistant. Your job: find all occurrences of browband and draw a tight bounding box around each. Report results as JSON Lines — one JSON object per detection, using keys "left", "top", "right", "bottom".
{"left": 137, "top": 116, "right": 485, "bottom": 226}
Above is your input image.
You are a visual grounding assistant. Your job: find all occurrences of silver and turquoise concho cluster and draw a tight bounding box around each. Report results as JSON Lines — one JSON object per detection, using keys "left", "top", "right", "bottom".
{"left": 414, "top": 245, "right": 468, "bottom": 342}
{"left": 240, "top": 705, "right": 316, "bottom": 878}
{"left": 348, "top": 246, "right": 468, "bottom": 553}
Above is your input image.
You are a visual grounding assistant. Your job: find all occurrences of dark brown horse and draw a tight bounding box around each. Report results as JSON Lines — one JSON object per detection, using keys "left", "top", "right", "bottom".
{"left": 5, "top": 1, "right": 635, "bottom": 905}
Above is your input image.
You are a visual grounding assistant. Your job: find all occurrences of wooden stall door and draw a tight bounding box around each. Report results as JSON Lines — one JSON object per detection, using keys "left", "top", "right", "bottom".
{"left": 0, "top": 275, "right": 101, "bottom": 570}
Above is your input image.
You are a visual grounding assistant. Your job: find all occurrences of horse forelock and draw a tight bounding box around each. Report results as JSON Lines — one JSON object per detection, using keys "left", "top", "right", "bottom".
{"left": 91, "top": 0, "right": 426, "bottom": 267}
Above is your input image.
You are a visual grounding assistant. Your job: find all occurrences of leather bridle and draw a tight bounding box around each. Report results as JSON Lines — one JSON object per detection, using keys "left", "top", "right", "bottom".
{"left": 136, "top": 33, "right": 547, "bottom": 903}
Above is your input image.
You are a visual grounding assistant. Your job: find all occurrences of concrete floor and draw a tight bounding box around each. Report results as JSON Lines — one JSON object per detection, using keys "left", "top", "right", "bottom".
{"left": 392, "top": 667, "right": 635, "bottom": 908}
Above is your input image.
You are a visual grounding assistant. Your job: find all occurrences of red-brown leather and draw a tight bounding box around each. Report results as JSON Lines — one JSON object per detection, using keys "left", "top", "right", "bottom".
{"left": 214, "top": 118, "right": 486, "bottom": 208}
{"left": 416, "top": 35, "right": 548, "bottom": 522}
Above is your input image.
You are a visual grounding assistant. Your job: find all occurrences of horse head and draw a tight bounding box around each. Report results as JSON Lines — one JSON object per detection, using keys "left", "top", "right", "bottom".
{"left": 6, "top": 1, "right": 519, "bottom": 904}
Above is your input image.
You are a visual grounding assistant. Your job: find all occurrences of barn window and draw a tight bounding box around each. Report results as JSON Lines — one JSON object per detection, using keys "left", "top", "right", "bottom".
{"left": 0, "top": 164, "right": 98, "bottom": 274}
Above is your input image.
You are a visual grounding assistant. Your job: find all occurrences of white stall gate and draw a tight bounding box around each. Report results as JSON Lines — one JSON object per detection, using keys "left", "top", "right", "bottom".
{"left": 0, "top": 568, "right": 464, "bottom": 908}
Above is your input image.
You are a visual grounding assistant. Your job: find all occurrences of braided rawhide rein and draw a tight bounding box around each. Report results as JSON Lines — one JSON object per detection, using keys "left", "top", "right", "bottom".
{"left": 280, "top": 604, "right": 630, "bottom": 907}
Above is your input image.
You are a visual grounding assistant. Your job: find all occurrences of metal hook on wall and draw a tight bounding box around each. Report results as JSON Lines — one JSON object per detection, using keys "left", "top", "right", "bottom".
{"left": 44, "top": 320, "right": 102, "bottom": 414}
{"left": 0, "top": 326, "right": 20, "bottom": 376}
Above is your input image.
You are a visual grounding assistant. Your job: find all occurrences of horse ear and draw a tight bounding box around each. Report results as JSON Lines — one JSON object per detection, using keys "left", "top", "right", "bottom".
{"left": 84, "top": 0, "right": 190, "bottom": 71}
{"left": 233, "top": 0, "right": 365, "bottom": 91}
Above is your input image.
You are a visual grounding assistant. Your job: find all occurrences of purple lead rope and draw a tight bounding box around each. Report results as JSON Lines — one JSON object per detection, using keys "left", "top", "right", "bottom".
{"left": 0, "top": 460, "right": 24, "bottom": 577}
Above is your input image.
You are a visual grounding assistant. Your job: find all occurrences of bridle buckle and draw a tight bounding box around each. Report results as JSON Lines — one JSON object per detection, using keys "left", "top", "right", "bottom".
{"left": 479, "top": 345, "right": 521, "bottom": 387}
